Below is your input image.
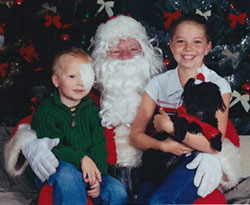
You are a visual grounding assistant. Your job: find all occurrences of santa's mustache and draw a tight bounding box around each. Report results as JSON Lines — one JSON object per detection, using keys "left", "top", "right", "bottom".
{"left": 93, "top": 55, "right": 152, "bottom": 127}
{"left": 94, "top": 55, "right": 151, "bottom": 89}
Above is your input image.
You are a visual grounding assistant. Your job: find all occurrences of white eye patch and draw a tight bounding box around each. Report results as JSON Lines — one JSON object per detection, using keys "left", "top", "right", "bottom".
{"left": 79, "top": 63, "right": 95, "bottom": 95}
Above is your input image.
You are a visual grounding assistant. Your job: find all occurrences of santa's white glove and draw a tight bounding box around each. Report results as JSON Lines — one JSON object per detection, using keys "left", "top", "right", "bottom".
{"left": 22, "top": 138, "right": 60, "bottom": 182}
{"left": 186, "top": 152, "right": 222, "bottom": 198}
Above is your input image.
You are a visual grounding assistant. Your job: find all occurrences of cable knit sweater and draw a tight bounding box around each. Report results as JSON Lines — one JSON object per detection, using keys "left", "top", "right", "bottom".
{"left": 26, "top": 89, "right": 108, "bottom": 183}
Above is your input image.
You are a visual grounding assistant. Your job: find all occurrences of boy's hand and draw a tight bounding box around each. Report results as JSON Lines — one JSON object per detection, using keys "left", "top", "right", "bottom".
{"left": 86, "top": 180, "right": 100, "bottom": 198}
{"left": 81, "top": 155, "right": 102, "bottom": 185}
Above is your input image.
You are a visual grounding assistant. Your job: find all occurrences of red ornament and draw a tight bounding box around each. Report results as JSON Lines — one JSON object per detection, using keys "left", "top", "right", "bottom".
{"left": 242, "top": 82, "right": 250, "bottom": 95}
{"left": 15, "top": 0, "right": 23, "bottom": 5}
{"left": 31, "top": 96, "right": 37, "bottom": 104}
{"left": 230, "top": 3, "right": 235, "bottom": 9}
{"left": 164, "top": 58, "right": 170, "bottom": 66}
{"left": 60, "top": 34, "right": 70, "bottom": 41}
{"left": 82, "top": 18, "right": 88, "bottom": 23}
{"left": 0, "top": 24, "right": 5, "bottom": 35}
{"left": 0, "top": 63, "right": 8, "bottom": 77}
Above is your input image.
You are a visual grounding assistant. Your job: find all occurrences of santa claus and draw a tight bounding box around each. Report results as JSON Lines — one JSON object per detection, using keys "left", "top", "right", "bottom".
{"left": 4, "top": 15, "right": 241, "bottom": 203}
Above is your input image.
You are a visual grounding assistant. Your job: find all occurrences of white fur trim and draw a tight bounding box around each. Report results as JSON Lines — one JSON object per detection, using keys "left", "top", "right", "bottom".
{"left": 4, "top": 124, "right": 37, "bottom": 176}
{"left": 215, "top": 138, "right": 242, "bottom": 189}
{"left": 94, "top": 15, "right": 148, "bottom": 50}
{"left": 114, "top": 125, "right": 142, "bottom": 167}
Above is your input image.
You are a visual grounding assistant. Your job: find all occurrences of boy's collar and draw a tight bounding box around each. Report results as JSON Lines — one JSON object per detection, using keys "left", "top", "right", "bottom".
{"left": 52, "top": 88, "right": 91, "bottom": 107}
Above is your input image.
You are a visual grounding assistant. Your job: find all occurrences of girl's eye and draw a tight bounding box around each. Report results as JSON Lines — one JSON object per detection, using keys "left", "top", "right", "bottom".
{"left": 69, "top": 75, "right": 75, "bottom": 78}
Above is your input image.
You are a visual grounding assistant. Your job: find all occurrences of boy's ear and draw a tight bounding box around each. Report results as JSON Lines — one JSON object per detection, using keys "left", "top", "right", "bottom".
{"left": 51, "top": 74, "right": 59, "bottom": 88}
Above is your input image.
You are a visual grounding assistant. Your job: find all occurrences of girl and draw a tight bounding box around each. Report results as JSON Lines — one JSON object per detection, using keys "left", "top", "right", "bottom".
{"left": 130, "top": 13, "right": 231, "bottom": 204}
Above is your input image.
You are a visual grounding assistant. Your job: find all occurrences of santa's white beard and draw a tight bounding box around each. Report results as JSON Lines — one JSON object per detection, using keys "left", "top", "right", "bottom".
{"left": 95, "top": 55, "right": 152, "bottom": 128}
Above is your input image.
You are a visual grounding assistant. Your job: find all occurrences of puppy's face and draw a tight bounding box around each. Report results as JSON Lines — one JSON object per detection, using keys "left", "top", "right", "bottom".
{"left": 182, "top": 78, "right": 225, "bottom": 120}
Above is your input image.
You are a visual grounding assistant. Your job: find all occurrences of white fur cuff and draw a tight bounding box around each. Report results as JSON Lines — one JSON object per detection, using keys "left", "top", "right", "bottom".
{"left": 4, "top": 124, "right": 37, "bottom": 176}
{"left": 216, "top": 139, "right": 242, "bottom": 189}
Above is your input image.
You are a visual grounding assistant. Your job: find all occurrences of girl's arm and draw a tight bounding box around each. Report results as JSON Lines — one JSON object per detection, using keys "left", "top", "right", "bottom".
{"left": 216, "top": 93, "right": 231, "bottom": 141}
{"left": 130, "top": 92, "right": 160, "bottom": 150}
{"left": 130, "top": 92, "right": 193, "bottom": 156}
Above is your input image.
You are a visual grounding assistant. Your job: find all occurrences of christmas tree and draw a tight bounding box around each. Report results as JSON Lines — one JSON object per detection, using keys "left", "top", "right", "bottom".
{"left": 0, "top": 0, "right": 249, "bottom": 134}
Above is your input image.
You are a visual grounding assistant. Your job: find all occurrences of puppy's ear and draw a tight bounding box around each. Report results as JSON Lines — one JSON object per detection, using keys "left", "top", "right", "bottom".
{"left": 183, "top": 78, "right": 195, "bottom": 95}
{"left": 208, "top": 83, "right": 226, "bottom": 111}
{"left": 185, "top": 78, "right": 195, "bottom": 89}
{"left": 182, "top": 78, "right": 196, "bottom": 102}
{"left": 216, "top": 91, "right": 226, "bottom": 112}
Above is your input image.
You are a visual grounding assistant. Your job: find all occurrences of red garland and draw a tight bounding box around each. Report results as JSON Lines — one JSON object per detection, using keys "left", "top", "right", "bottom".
{"left": 163, "top": 11, "right": 182, "bottom": 29}
{"left": 19, "top": 45, "right": 39, "bottom": 63}
{"left": 229, "top": 12, "right": 247, "bottom": 28}
{"left": 0, "top": 62, "right": 8, "bottom": 77}
{"left": 44, "top": 14, "right": 62, "bottom": 29}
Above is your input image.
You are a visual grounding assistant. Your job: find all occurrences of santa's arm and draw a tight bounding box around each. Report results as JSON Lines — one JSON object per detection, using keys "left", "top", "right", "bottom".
{"left": 4, "top": 123, "right": 36, "bottom": 176}
{"left": 4, "top": 123, "right": 59, "bottom": 182}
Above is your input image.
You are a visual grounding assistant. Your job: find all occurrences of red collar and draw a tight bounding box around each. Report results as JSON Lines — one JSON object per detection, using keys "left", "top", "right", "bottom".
{"left": 177, "top": 105, "right": 221, "bottom": 140}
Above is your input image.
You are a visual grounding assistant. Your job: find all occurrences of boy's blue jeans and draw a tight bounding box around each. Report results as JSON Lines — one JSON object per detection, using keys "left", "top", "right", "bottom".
{"left": 35, "top": 161, "right": 128, "bottom": 205}
{"left": 136, "top": 153, "right": 198, "bottom": 204}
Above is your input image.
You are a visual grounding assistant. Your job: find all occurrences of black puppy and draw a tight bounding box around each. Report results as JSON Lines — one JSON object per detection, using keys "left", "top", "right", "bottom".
{"left": 141, "top": 78, "right": 225, "bottom": 185}
{"left": 173, "top": 78, "right": 225, "bottom": 151}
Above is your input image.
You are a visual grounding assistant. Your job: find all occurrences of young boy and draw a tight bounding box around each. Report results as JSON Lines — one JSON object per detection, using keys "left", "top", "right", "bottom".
{"left": 29, "top": 47, "right": 128, "bottom": 204}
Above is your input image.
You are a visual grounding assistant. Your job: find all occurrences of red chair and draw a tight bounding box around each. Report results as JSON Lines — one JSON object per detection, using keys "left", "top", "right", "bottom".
{"left": 38, "top": 184, "right": 93, "bottom": 205}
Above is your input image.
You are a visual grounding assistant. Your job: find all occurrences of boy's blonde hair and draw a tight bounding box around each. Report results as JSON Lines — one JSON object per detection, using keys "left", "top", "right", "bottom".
{"left": 52, "top": 47, "right": 93, "bottom": 74}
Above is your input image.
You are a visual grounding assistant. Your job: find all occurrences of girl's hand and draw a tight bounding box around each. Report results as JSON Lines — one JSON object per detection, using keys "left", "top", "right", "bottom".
{"left": 87, "top": 180, "right": 100, "bottom": 198}
{"left": 81, "top": 156, "right": 102, "bottom": 185}
{"left": 153, "top": 108, "right": 174, "bottom": 134}
{"left": 160, "top": 138, "right": 193, "bottom": 155}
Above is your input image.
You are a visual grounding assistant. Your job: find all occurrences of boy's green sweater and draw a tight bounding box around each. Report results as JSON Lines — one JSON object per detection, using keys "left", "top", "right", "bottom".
{"left": 26, "top": 89, "right": 108, "bottom": 185}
